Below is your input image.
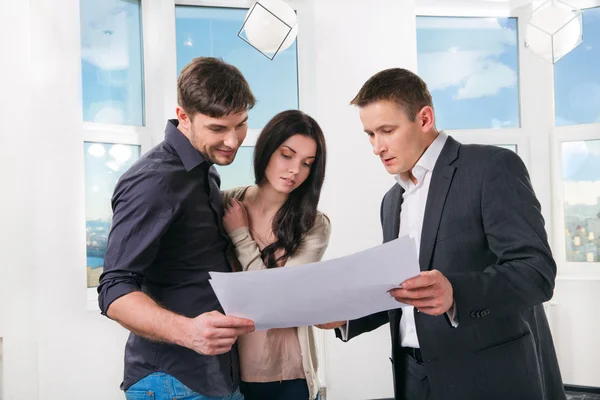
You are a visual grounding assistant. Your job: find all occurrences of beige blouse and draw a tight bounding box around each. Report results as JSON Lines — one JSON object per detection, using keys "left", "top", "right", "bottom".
{"left": 223, "top": 186, "right": 331, "bottom": 400}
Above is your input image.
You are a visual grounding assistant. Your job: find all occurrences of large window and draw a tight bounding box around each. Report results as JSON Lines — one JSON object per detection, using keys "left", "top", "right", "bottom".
{"left": 554, "top": 7, "right": 600, "bottom": 127}
{"left": 416, "top": 16, "right": 520, "bottom": 130}
{"left": 554, "top": 7, "right": 600, "bottom": 268}
{"left": 80, "top": 0, "right": 148, "bottom": 293}
{"left": 174, "top": 5, "right": 300, "bottom": 189}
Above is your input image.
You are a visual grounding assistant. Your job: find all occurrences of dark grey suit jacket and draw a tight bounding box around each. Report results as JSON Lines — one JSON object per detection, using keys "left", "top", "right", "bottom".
{"left": 338, "top": 136, "right": 565, "bottom": 400}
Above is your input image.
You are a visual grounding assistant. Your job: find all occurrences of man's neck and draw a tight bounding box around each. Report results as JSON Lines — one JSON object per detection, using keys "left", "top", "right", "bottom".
{"left": 400, "top": 130, "right": 440, "bottom": 185}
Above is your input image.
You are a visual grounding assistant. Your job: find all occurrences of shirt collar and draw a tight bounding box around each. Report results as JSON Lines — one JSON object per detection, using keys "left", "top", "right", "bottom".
{"left": 395, "top": 130, "right": 448, "bottom": 190}
{"left": 165, "top": 119, "right": 208, "bottom": 171}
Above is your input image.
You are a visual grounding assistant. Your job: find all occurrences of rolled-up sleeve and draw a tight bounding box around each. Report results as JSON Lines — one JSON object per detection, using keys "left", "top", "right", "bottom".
{"left": 97, "top": 171, "right": 179, "bottom": 315}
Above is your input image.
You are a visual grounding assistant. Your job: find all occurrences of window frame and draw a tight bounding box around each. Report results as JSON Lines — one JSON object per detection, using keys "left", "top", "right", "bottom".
{"left": 550, "top": 4, "right": 600, "bottom": 278}
{"left": 83, "top": 0, "right": 158, "bottom": 309}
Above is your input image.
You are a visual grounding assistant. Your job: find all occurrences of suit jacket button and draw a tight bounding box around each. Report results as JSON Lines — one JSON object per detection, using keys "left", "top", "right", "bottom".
{"left": 470, "top": 311, "right": 477, "bottom": 318}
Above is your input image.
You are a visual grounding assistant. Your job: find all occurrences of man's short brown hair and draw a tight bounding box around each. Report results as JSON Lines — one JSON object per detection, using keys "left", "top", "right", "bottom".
{"left": 350, "top": 68, "right": 433, "bottom": 121}
{"left": 177, "top": 57, "right": 256, "bottom": 118}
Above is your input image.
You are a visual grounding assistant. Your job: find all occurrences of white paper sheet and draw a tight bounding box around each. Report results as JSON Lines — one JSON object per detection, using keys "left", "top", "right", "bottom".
{"left": 209, "top": 235, "right": 420, "bottom": 330}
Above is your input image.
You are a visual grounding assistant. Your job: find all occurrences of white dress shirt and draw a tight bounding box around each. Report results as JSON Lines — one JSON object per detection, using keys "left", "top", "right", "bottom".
{"left": 395, "top": 130, "right": 451, "bottom": 348}
{"left": 339, "top": 130, "right": 457, "bottom": 344}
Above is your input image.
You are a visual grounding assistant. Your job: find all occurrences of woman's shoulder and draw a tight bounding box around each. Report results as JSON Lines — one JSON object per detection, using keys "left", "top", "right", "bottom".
{"left": 310, "top": 211, "right": 331, "bottom": 238}
{"left": 315, "top": 211, "right": 331, "bottom": 227}
{"left": 222, "top": 186, "right": 251, "bottom": 205}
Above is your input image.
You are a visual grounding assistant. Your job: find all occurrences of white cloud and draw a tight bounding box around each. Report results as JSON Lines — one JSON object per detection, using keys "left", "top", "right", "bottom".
{"left": 89, "top": 100, "right": 125, "bottom": 125}
{"left": 418, "top": 18, "right": 518, "bottom": 100}
{"left": 419, "top": 50, "right": 517, "bottom": 100}
{"left": 419, "top": 50, "right": 483, "bottom": 91}
{"left": 455, "top": 60, "right": 517, "bottom": 100}
{"left": 491, "top": 118, "right": 513, "bottom": 128}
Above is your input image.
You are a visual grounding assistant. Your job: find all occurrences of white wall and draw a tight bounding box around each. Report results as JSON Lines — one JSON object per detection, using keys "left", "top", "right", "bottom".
{"left": 307, "top": 0, "right": 417, "bottom": 398}
{"left": 551, "top": 279, "right": 600, "bottom": 387}
{"left": 0, "top": 338, "right": 3, "bottom": 400}
{"left": 0, "top": 1, "right": 39, "bottom": 399}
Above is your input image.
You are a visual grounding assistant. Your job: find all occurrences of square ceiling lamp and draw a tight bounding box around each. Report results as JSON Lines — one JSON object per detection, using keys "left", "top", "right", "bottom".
{"left": 238, "top": 0, "right": 298, "bottom": 60}
{"left": 525, "top": 0, "right": 583, "bottom": 63}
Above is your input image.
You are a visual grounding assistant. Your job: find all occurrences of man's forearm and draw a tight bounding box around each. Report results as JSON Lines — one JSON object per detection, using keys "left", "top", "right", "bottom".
{"left": 107, "top": 291, "right": 191, "bottom": 347}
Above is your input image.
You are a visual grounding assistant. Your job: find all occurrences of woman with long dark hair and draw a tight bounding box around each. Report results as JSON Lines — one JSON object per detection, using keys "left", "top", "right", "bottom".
{"left": 223, "top": 109, "right": 330, "bottom": 400}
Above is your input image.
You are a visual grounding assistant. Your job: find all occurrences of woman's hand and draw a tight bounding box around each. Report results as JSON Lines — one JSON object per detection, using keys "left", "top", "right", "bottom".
{"left": 223, "top": 198, "right": 249, "bottom": 235}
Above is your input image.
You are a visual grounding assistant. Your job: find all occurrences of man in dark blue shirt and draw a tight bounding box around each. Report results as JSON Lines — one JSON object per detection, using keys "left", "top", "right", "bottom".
{"left": 98, "top": 57, "right": 256, "bottom": 399}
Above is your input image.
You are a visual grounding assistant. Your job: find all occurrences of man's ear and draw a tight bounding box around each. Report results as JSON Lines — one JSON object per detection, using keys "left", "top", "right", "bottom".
{"left": 418, "top": 106, "right": 435, "bottom": 132}
{"left": 176, "top": 106, "right": 192, "bottom": 131}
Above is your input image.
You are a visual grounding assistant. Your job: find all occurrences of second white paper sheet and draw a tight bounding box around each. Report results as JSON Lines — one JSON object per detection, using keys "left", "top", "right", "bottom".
{"left": 209, "top": 235, "right": 420, "bottom": 330}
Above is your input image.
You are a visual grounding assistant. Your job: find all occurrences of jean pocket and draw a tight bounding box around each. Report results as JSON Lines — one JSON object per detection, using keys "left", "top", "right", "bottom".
{"left": 170, "top": 376, "right": 198, "bottom": 399}
{"left": 125, "top": 390, "right": 155, "bottom": 400}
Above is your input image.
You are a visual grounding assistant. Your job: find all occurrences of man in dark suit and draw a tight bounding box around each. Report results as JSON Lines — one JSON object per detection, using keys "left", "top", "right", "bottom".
{"left": 318, "top": 68, "right": 565, "bottom": 400}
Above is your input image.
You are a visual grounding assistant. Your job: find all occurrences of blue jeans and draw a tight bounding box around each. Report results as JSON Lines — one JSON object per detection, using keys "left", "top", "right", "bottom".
{"left": 125, "top": 372, "right": 245, "bottom": 400}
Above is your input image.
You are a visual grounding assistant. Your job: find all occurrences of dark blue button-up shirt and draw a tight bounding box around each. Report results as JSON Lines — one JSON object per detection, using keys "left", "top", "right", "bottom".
{"left": 98, "top": 119, "right": 239, "bottom": 396}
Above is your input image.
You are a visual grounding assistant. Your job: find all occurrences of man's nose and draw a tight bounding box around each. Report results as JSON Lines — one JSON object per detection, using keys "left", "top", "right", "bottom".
{"left": 223, "top": 130, "right": 239, "bottom": 149}
{"left": 372, "top": 136, "right": 385, "bottom": 155}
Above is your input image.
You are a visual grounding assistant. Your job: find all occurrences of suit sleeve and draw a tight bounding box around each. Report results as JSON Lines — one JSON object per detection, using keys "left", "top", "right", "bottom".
{"left": 445, "top": 149, "right": 556, "bottom": 327}
{"left": 335, "top": 311, "right": 390, "bottom": 342}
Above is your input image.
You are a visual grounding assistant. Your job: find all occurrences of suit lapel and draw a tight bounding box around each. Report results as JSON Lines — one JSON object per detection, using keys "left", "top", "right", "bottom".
{"left": 389, "top": 186, "right": 404, "bottom": 242}
{"left": 419, "top": 137, "right": 460, "bottom": 271}
{"left": 384, "top": 185, "right": 404, "bottom": 334}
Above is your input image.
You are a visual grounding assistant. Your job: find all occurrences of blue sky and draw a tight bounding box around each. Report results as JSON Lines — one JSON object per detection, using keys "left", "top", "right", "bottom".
{"left": 80, "top": 0, "right": 144, "bottom": 126}
{"left": 554, "top": 7, "right": 600, "bottom": 126}
{"left": 416, "top": 16, "right": 520, "bottom": 130}
{"left": 416, "top": 10, "right": 600, "bottom": 130}
{"left": 216, "top": 147, "right": 256, "bottom": 190}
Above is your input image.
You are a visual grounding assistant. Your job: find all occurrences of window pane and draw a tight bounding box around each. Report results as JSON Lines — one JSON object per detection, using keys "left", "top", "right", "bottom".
{"left": 554, "top": 7, "right": 600, "bottom": 126}
{"left": 80, "top": 0, "right": 145, "bottom": 126}
{"left": 85, "top": 142, "right": 141, "bottom": 287}
{"left": 496, "top": 144, "right": 518, "bottom": 153}
{"left": 216, "top": 146, "right": 255, "bottom": 191}
{"left": 416, "top": 17, "right": 520, "bottom": 130}
{"left": 175, "top": 6, "right": 299, "bottom": 129}
{"left": 562, "top": 140, "right": 600, "bottom": 262}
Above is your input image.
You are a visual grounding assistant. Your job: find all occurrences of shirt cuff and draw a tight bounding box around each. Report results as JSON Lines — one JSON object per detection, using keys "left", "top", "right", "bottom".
{"left": 447, "top": 301, "right": 459, "bottom": 328}
{"left": 338, "top": 321, "right": 350, "bottom": 341}
{"left": 98, "top": 281, "right": 140, "bottom": 316}
{"left": 228, "top": 226, "right": 251, "bottom": 245}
